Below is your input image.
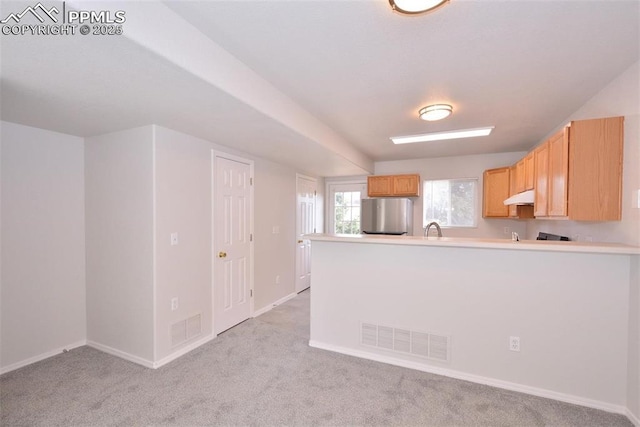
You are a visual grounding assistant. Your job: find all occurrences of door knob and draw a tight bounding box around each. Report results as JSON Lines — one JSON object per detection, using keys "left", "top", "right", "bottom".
{"left": 218, "top": 251, "right": 227, "bottom": 258}
{"left": 297, "top": 240, "right": 303, "bottom": 244}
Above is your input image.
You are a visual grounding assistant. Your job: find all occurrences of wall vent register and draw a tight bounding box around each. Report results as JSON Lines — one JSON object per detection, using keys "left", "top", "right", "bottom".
{"left": 361, "top": 322, "right": 450, "bottom": 362}
{"left": 171, "top": 313, "right": 202, "bottom": 347}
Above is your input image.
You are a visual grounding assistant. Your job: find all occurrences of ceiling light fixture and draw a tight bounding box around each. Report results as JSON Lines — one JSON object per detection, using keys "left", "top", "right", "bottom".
{"left": 389, "top": 0, "right": 449, "bottom": 15}
{"left": 391, "top": 127, "right": 495, "bottom": 144}
{"left": 419, "top": 104, "right": 453, "bottom": 121}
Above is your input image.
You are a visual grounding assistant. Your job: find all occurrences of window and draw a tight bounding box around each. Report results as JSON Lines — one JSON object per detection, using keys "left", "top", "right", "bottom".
{"left": 423, "top": 179, "right": 477, "bottom": 227}
{"left": 328, "top": 182, "right": 366, "bottom": 235}
{"left": 334, "top": 191, "right": 361, "bottom": 234}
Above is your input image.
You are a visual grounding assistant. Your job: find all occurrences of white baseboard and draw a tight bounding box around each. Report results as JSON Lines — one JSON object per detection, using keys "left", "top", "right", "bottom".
{"left": 0, "top": 339, "right": 87, "bottom": 375}
{"left": 253, "top": 292, "right": 297, "bottom": 317}
{"left": 309, "top": 340, "right": 629, "bottom": 417}
{"left": 88, "top": 334, "right": 215, "bottom": 370}
{"left": 152, "top": 334, "right": 215, "bottom": 369}
{"left": 627, "top": 408, "right": 640, "bottom": 427}
{"left": 87, "top": 341, "right": 155, "bottom": 369}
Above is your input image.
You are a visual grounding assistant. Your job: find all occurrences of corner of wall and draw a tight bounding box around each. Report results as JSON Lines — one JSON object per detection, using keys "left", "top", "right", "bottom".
{"left": 1, "top": 121, "right": 86, "bottom": 371}
{"left": 84, "top": 126, "right": 155, "bottom": 362}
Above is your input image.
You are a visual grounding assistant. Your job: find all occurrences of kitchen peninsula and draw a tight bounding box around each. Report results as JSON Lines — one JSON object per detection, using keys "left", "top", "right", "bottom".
{"left": 307, "top": 234, "right": 640, "bottom": 415}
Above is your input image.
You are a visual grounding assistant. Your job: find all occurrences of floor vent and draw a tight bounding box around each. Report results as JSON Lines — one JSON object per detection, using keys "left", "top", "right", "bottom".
{"left": 360, "top": 322, "right": 450, "bottom": 363}
{"left": 171, "top": 313, "right": 202, "bottom": 348}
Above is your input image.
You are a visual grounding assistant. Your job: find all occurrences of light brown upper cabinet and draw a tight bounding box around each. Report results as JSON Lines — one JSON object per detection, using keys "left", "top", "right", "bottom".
{"left": 393, "top": 174, "right": 420, "bottom": 196}
{"left": 367, "top": 174, "right": 420, "bottom": 197}
{"left": 513, "top": 152, "right": 534, "bottom": 195}
{"left": 508, "top": 166, "right": 518, "bottom": 218}
{"left": 534, "top": 128, "right": 569, "bottom": 218}
{"left": 534, "top": 141, "right": 550, "bottom": 217}
{"left": 515, "top": 159, "right": 526, "bottom": 194}
{"left": 547, "top": 128, "right": 569, "bottom": 217}
{"left": 487, "top": 116, "right": 623, "bottom": 222}
{"left": 367, "top": 175, "right": 393, "bottom": 197}
{"left": 483, "top": 167, "right": 510, "bottom": 218}
{"left": 568, "top": 116, "right": 624, "bottom": 221}
{"left": 508, "top": 165, "right": 534, "bottom": 219}
{"left": 533, "top": 116, "right": 623, "bottom": 221}
{"left": 524, "top": 152, "right": 535, "bottom": 190}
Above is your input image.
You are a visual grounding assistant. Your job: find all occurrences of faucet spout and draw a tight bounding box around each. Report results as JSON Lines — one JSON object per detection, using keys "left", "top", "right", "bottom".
{"left": 424, "top": 222, "right": 443, "bottom": 238}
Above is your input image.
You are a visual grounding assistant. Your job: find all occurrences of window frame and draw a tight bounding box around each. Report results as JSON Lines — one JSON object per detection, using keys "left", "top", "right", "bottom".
{"left": 423, "top": 177, "right": 479, "bottom": 229}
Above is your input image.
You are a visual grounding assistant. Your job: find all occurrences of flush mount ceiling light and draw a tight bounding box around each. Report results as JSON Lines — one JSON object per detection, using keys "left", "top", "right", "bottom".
{"left": 391, "top": 127, "right": 495, "bottom": 144}
{"left": 419, "top": 104, "right": 453, "bottom": 121}
{"left": 389, "top": 0, "right": 449, "bottom": 15}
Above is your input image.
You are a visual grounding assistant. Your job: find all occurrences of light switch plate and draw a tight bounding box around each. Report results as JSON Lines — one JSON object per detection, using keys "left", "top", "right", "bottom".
{"left": 170, "top": 233, "right": 179, "bottom": 246}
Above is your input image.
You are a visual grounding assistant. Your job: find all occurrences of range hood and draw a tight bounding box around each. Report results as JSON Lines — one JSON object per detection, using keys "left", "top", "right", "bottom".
{"left": 503, "top": 189, "right": 535, "bottom": 205}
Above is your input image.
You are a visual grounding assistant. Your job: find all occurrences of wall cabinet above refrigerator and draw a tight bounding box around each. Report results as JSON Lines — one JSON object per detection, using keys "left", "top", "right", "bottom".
{"left": 367, "top": 174, "right": 420, "bottom": 197}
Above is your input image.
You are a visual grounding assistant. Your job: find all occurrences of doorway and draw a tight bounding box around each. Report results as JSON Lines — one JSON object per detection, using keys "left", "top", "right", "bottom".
{"left": 295, "top": 174, "right": 316, "bottom": 293}
{"left": 327, "top": 181, "right": 366, "bottom": 234}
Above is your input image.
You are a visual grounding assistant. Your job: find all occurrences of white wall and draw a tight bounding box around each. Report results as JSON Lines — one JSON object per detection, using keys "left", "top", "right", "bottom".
{"left": 1, "top": 122, "right": 86, "bottom": 372}
{"left": 154, "top": 126, "right": 213, "bottom": 361}
{"left": 310, "top": 240, "right": 632, "bottom": 412}
{"left": 85, "top": 124, "right": 307, "bottom": 364}
{"left": 152, "top": 126, "right": 305, "bottom": 314}
{"left": 374, "top": 152, "right": 528, "bottom": 239}
{"left": 253, "top": 160, "right": 298, "bottom": 309}
{"left": 85, "top": 126, "right": 155, "bottom": 363}
{"left": 526, "top": 61, "right": 640, "bottom": 247}
{"left": 517, "top": 61, "right": 640, "bottom": 422}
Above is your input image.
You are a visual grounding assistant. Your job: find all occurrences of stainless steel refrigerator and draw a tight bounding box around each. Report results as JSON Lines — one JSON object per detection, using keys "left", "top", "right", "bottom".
{"left": 361, "top": 198, "right": 413, "bottom": 235}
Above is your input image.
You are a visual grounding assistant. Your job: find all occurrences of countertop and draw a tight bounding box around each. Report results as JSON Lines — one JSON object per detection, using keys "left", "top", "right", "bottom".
{"left": 305, "top": 233, "right": 640, "bottom": 255}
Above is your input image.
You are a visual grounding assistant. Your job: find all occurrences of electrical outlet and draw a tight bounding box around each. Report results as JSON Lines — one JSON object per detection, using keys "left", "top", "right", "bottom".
{"left": 503, "top": 227, "right": 510, "bottom": 235}
{"left": 276, "top": 275, "right": 280, "bottom": 284}
{"left": 171, "top": 297, "right": 179, "bottom": 311}
{"left": 509, "top": 336, "right": 521, "bottom": 352}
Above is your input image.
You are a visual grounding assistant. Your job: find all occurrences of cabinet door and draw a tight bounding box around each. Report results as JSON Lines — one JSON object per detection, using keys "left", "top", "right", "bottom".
{"left": 548, "top": 128, "right": 569, "bottom": 217}
{"left": 483, "top": 167, "right": 510, "bottom": 218}
{"left": 515, "top": 159, "right": 526, "bottom": 194}
{"left": 508, "top": 166, "right": 517, "bottom": 217}
{"left": 367, "top": 175, "right": 393, "bottom": 197}
{"left": 534, "top": 142, "right": 550, "bottom": 217}
{"left": 524, "top": 152, "right": 535, "bottom": 190}
{"left": 393, "top": 174, "right": 420, "bottom": 197}
{"left": 568, "top": 117, "right": 624, "bottom": 220}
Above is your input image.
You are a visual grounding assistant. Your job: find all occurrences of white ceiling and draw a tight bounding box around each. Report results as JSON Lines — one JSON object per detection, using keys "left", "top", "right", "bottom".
{"left": 1, "top": 0, "right": 639, "bottom": 176}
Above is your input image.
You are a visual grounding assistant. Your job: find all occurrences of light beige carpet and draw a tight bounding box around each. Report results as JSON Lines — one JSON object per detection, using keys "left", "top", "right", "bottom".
{"left": 1, "top": 290, "right": 633, "bottom": 426}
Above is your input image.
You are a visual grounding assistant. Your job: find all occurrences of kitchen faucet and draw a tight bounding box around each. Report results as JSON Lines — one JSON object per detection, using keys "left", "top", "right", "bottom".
{"left": 424, "top": 222, "right": 442, "bottom": 237}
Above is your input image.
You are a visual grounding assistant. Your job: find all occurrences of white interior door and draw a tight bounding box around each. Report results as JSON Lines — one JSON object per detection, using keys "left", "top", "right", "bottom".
{"left": 295, "top": 175, "right": 316, "bottom": 293}
{"left": 214, "top": 154, "right": 252, "bottom": 334}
